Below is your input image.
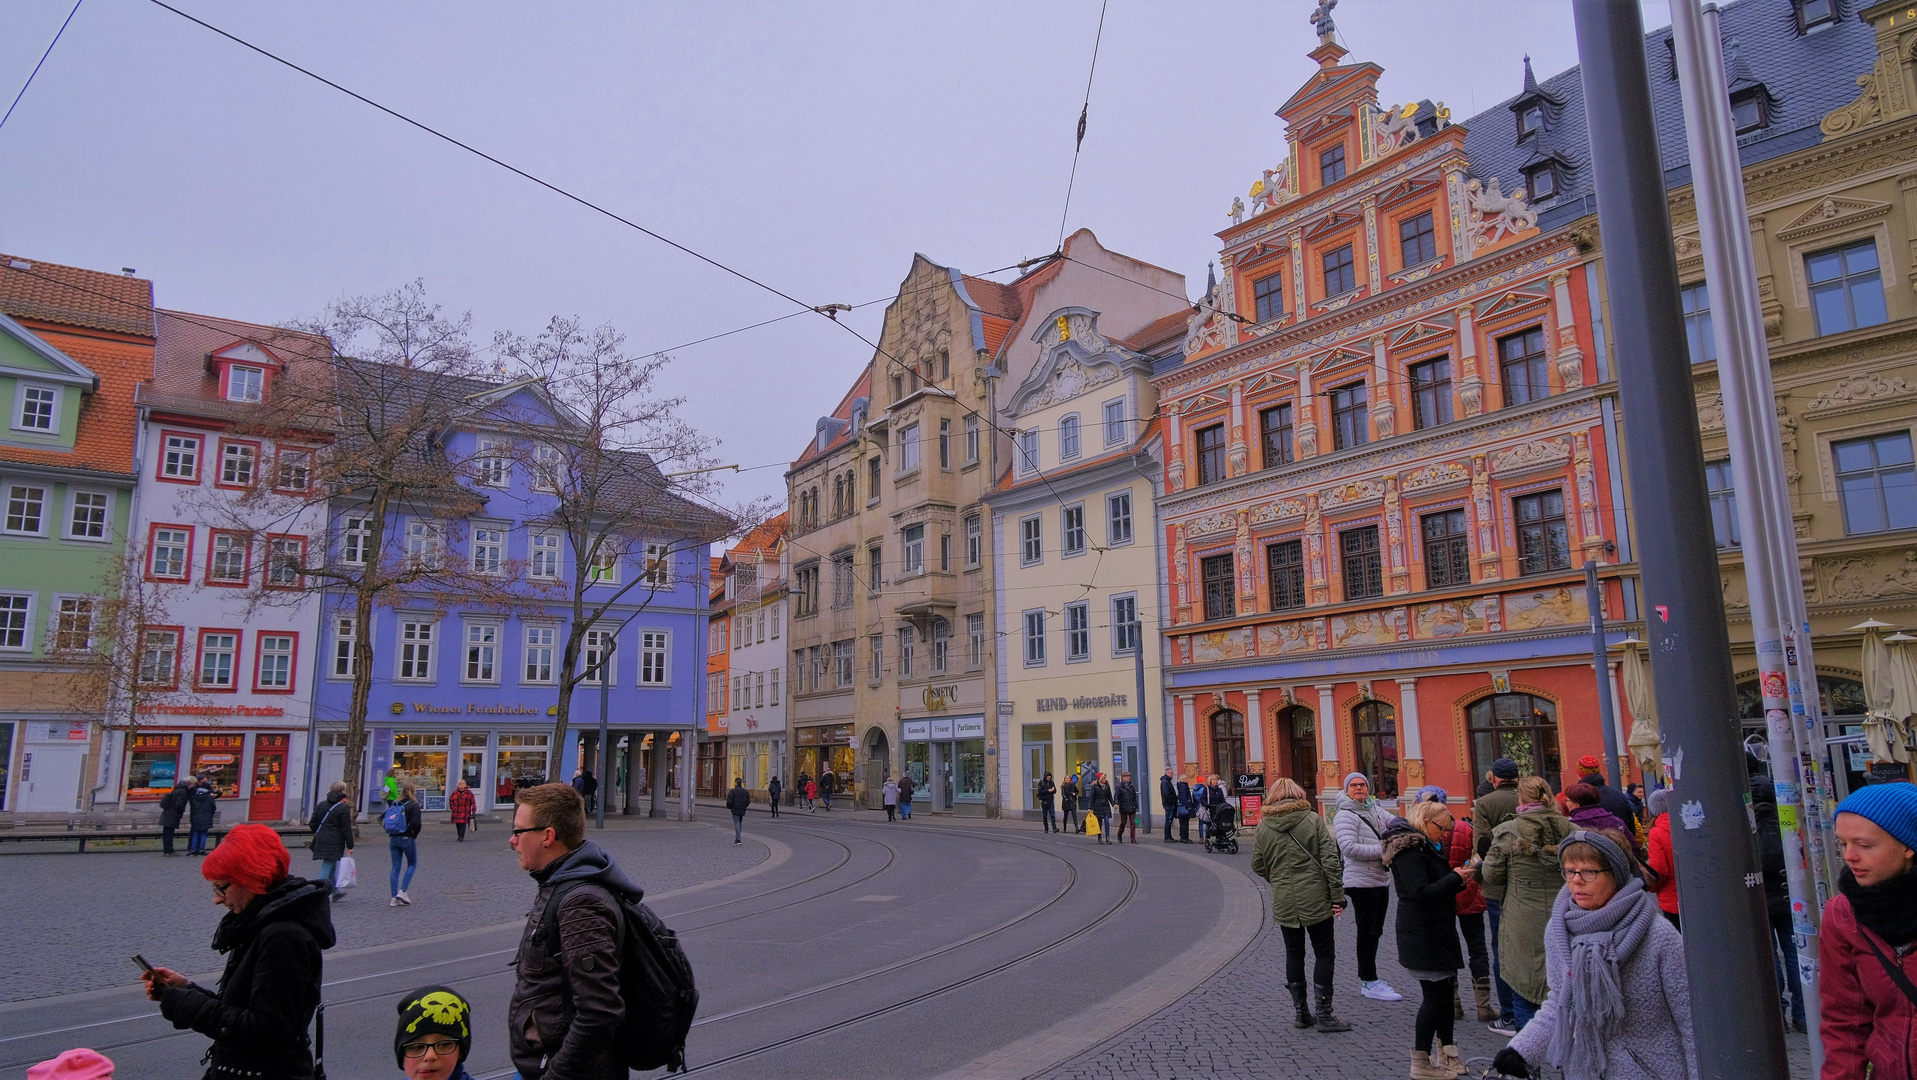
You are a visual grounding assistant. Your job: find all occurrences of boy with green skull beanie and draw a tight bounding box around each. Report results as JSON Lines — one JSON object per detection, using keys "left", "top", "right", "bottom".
{"left": 394, "top": 985, "right": 474, "bottom": 1080}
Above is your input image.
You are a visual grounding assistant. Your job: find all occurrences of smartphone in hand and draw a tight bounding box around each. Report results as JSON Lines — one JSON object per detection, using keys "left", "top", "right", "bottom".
{"left": 132, "top": 955, "right": 157, "bottom": 976}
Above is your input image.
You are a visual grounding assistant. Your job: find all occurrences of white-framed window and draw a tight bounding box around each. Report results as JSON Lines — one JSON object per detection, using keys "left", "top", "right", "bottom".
{"left": 755, "top": 671, "right": 766, "bottom": 707}
{"left": 532, "top": 443, "right": 564, "bottom": 491}
{"left": 1062, "top": 503, "right": 1086, "bottom": 557}
{"left": 475, "top": 437, "right": 509, "bottom": 487}
{"left": 524, "top": 625, "right": 556, "bottom": 684}
{"left": 256, "top": 633, "right": 295, "bottom": 690}
{"left": 1059, "top": 414, "right": 1081, "bottom": 461}
{"left": 219, "top": 442, "right": 257, "bottom": 487}
{"left": 869, "top": 633, "right": 883, "bottom": 682}
{"left": 209, "top": 532, "right": 250, "bottom": 584}
{"left": 266, "top": 536, "right": 304, "bottom": 587}
{"left": 899, "top": 626, "right": 916, "bottom": 678}
{"left": 965, "top": 514, "right": 982, "bottom": 567}
{"left": 898, "top": 423, "right": 921, "bottom": 473}
{"left": 902, "top": 524, "right": 925, "bottom": 575}
{"left": 1107, "top": 490, "right": 1134, "bottom": 545}
{"left": 640, "top": 629, "right": 670, "bottom": 685}
{"left": 1023, "top": 609, "right": 1046, "bottom": 666}
{"left": 583, "top": 629, "right": 615, "bottom": 686}
{"left": 1112, "top": 593, "right": 1139, "bottom": 655}
{"left": 1017, "top": 430, "right": 1039, "bottom": 474}
{"left": 964, "top": 415, "right": 980, "bottom": 463}
{"left": 331, "top": 615, "right": 357, "bottom": 678}
{"left": 15, "top": 383, "right": 59, "bottom": 432}
{"left": 471, "top": 526, "right": 505, "bottom": 575}
{"left": 709, "top": 620, "right": 727, "bottom": 655}
{"left": 139, "top": 628, "right": 180, "bottom": 685}
{"left": 770, "top": 603, "right": 781, "bottom": 639}
{"left": 835, "top": 640, "right": 854, "bottom": 686}
{"left": 1103, "top": 397, "right": 1127, "bottom": 447}
{"left": 341, "top": 516, "right": 371, "bottom": 565}
{"left": 406, "top": 519, "right": 443, "bottom": 570}
{"left": 1020, "top": 514, "right": 1042, "bottom": 566}
{"left": 5, "top": 484, "right": 46, "bottom": 535}
{"left": 708, "top": 671, "right": 723, "bottom": 707}
{"left": 757, "top": 609, "right": 767, "bottom": 643}
{"left": 0, "top": 593, "right": 30, "bottom": 649}
{"left": 1064, "top": 600, "right": 1090, "bottom": 662}
{"left": 51, "top": 594, "right": 94, "bottom": 651}
{"left": 464, "top": 622, "right": 499, "bottom": 683}
{"left": 968, "top": 612, "right": 984, "bottom": 669}
{"left": 931, "top": 617, "right": 949, "bottom": 674}
{"left": 276, "top": 449, "right": 311, "bottom": 491}
{"left": 198, "top": 631, "right": 238, "bottom": 688}
{"left": 149, "top": 527, "right": 190, "bottom": 579}
{"left": 160, "top": 433, "right": 200, "bottom": 481}
{"left": 66, "top": 490, "right": 110, "bottom": 540}
{"left": 397, "top": 619, "right": 435, "bottom": 681}
{"left": 589, "top": 544, "right": 620, "bottom": 585}
{"left": 226, "top": 365, "right": 263, "bottom": 403}
{"left": 530, "top": 531, "right": 561, "bottom": 579}
{"left": 771, "top": 665, "right": 783, "bottom": 703}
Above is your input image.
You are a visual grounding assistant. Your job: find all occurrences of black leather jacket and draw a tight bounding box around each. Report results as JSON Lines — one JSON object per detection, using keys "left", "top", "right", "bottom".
{"left": 509, "top": 841, "right": 641, "bottom": 1080}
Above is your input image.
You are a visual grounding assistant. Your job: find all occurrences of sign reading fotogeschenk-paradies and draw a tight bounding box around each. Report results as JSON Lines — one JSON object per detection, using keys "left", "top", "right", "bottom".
{"left": 1035, "top": 694, "right": 1129, "bottom": 713}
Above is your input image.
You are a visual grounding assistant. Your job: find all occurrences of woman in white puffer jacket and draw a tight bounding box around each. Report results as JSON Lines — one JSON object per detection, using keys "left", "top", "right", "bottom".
{"left": 1334, "top": 771, "right": 1404, "bottom": 1002}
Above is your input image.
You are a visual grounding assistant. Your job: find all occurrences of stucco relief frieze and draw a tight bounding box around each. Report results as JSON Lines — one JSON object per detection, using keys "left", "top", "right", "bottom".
{"left": 1225, "top": 139, "right": 1458, "bottom": 251}
{"left": 1823, "top": 549, "right": 1917, "bottom": 601}
{"left": 1249, "top": 497, "right": 1309, "bottom": 525}
{"left": 1319, "top": 477, "right": 1385, "bottom": 511}
{"left": 1490, "top": 437, "right": 1571, "bottom": 477}
{"left": 1186, "top": 509, "right": 1239, "bottom": 539}
{"left": 1802, "top": 371, "right": 1917, "bottom": 416}
{"left": 1400, "top": 460, "right": 1471, "bottom": 493}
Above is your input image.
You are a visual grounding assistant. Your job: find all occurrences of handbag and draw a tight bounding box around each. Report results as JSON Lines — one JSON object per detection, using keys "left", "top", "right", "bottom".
{"left": 336, "top": 854, "right": 358, "bottom": 890}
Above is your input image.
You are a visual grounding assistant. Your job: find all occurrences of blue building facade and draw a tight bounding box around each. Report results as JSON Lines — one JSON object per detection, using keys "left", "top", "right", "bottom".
{"left": 308, "top": 380, "right": 718, "bottom": 816}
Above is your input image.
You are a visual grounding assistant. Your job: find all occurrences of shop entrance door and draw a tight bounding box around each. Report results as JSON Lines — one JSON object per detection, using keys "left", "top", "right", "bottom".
{"left": 20, "top": 745, "right": 84, "bottom": 811}
{"left": 316, "top": 748, "right": 345, "bottom": 800}
{"left": 248, "top": 735, "right": 289, "bottom": 821}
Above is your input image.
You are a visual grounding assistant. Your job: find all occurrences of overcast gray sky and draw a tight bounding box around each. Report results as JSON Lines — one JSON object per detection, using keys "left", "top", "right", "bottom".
{"left": 1, "top": 1, "right": 1668, "bottom": 513}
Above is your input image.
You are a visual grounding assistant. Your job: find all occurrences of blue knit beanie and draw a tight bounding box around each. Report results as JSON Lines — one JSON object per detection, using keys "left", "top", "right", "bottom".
{"left": 1835, "top": 783, "right": 1917, "bottom": 854}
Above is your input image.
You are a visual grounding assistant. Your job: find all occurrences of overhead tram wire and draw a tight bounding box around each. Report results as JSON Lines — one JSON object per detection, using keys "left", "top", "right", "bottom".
{"left": 1055, "top": 0, "right": 1110, "bottom": 252}
{"left": 0, "top": 0, "right": 84, "bottom": 133}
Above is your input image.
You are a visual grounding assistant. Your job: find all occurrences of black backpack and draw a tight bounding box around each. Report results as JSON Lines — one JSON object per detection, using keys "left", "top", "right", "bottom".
{"left": 540, "top": 881, "right": 699, "bottom": 1073}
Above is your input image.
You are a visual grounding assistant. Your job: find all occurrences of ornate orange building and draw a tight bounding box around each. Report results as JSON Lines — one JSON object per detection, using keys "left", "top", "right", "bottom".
{"left": 1155, "top": 32, "right": 1631, "bottom": 806}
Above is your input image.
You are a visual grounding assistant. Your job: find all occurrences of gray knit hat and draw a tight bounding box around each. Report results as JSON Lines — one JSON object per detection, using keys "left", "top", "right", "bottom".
{"left": 1559, "top": 829, "right": 1636, "bottom": 882}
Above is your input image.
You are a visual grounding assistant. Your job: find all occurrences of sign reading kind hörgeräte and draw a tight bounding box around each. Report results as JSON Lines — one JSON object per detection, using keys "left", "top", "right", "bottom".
{"left": 1034, "top": 694, "right": 1129, "bottom": 713}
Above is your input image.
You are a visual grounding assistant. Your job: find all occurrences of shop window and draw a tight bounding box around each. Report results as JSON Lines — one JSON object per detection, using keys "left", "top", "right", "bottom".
{"left": 1253, "top": 272, "right": 1285, "bottom": 322}
{"left": 1808, "top": 240, "right": 1889, "bottom": 336}
{"left": 1705, "top": 461, "right": 1741, "bottom": 548}
{"left": 1467, "top": 693, "right": 1561, "bottom": 783}
{"left": 1399, "top": 211, "right": 1437, "bottom": 267}
{"left": 1353, "top": 701, "right": 1400, "bottom": 799}
{"left": 1261, "top": 403, "right": 1294, "bottom": 468}
{"left": 1064, "top": 722, "right": 1100, "bottom": 784}
{"left": 1211, "top": 711, "right": 1247, "bottom": 789}
{"left": 1421, "top": 509, "right": 1471, "bottom": 587}
{"left": 190, "top": 733, "right": 244, "bottom": 798}
{"left": 1409, "top": 358, "right": 1453, "bottom": 429}
{"left": 1681, "top": 282, "right": 1715, "bottom": 364}
{"left": 494, "top": 734, "right": 551, "bottom": 806}
{"left": 393, "top": 732, "right": 452, "bottom": 811}
{"left": 1268, "top": 539, "right": 1306, "bottom": 610}
{"left": 1498, "top": 326, "right": 1550, "bottom": 407}
{"left": 1202, "top": 553, "right": 1236, "bottom": 620}
{"left": 1514, "top": 489, "right": 1572, "bottom": 574}
{"left": 1330, "top": 383, "right": 1368, "bottom": 450}
{"left": 125, "top": 733, "right": 182, "bottom": 799}
{"left": 1195, "top": 423, "right": 1227, "bottom": 485}
{"left": 1341, "top": 525, "right": 1383, "bottom": 600}
{"left": 1833, "top": 431, "right": 1917, "bottom": 535}
{"left": 1323, "top": 243, "right": 1357, "bottom": 297}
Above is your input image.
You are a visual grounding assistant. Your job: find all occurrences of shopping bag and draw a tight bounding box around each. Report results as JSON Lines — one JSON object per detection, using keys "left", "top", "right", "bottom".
{"left": 1086, "top": 812, "right": 1102, "bottom": 837}
{"left": 336, "top": 854, "right": 358, "bottom": 890}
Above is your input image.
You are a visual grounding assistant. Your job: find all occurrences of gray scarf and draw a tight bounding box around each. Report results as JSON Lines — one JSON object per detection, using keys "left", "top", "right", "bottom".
{"left": 1544, "top": 862, "right": 1660, "bottom": 1080}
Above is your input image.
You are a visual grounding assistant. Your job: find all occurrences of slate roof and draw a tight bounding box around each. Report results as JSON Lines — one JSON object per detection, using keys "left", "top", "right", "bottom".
{"left": 1460, "top": 0, "right": 1879, "bottom": 231}
{"left": 790, "top": 368, "right": 871, "bottom": 470}
{"left": 0, "top": 254, "right": 153, "bottom": 338}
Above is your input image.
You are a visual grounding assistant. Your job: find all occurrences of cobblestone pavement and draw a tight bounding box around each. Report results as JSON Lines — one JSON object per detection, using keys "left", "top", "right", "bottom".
{"left": 0, "top": 816, "right": 761, "bottom": 1003}
{"left": 1033, "top": 858, "right": 1817, "bottom": 1080}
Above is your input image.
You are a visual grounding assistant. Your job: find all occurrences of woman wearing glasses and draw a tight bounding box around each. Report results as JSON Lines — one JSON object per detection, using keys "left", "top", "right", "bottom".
{"left": 1492, "top": 829, "right": 1697, "bottom": 1079}
{"left": 393, "top": 985, "right": 476, "bottom": 1080}
{"left": 1381, "top": 798, "right": 1475, "bottom": 1078}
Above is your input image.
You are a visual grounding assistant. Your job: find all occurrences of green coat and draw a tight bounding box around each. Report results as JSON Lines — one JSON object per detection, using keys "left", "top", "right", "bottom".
{"left": 1250, "top": 799, "right": 1346, "bottom": 928}
{"left": 1470, "top": 781, "right": 1521, "bottom": 856}
{"left": 1480, "top": 806, "right": 1576, "bottom": 1004}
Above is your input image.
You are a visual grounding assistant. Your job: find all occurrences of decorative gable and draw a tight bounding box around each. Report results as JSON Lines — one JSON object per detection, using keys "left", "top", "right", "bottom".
{"left": 1775, "top": 196, "right": 1894, "bottom": 242}
{"left": 1004, "top": 307, "right": 1143, "bottom": 416}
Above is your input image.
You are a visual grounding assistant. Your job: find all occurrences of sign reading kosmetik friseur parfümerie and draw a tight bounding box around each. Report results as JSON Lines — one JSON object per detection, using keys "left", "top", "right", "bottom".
{"left": 1035, "top": 694, "right": 1129, "bottom": 713}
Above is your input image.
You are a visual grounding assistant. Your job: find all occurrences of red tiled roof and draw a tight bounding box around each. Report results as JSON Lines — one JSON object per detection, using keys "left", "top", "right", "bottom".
{"left": 961, "top": 275, "right": 1023, "bottom": 321}
{"left": 791, "top": 368, "right": 871, "bottom": 468}
{"left": 727, "top": 511, "right": 788, "bottom": 560}
{"left": 1121, "top": 309, "right": 1191, "bottom": 354}
{"left": 141, "top": 309, "right": 334, "bottom": 422}
{"left": 0, "top": 330, "right": 150, "bottom": 476}
{"left": 0, "top": 254, "right": 153, "bottom": 339}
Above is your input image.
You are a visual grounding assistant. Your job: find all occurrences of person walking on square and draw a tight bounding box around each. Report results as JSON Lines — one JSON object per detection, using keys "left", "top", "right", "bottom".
{"left": 309, "top": 781, "right": 355, "bottom": 901}
{"left": 1251, "top": 777, "right": 1351, "bottom": 1034}
{"left": 1816, "top": 782, "right": 1917, "bottom": 1080}
{"left": 1193, "top": 777, "right": 1212, "bottom": 843}
{"left": 1176, "top": 776, "right": 1195, "bottom": 843}
{"left": 726, "top": 777, "right": 751, "bottom": 844}
{"left": 449, "top": 780, "right": 476, "bottom": 842}
{"left": 1750, "top": 777, "right": 1806, "bottom": 1033}
{"left": 385, "top": 783, "right": 422, "bottom": 907}
{"left": 898, "top": 773, "right": 914, "bottom": 820}
{"left": 187, "top": 775, "right": 218, "bottom": 856}
{"left": 804, "top": 777, "right": 818, "bottom": 812}
{"left": 1061, "top": 775, "right": 1081, "bottom": 834}
{"left": 1384, "top": 800, "right": 1473, "bottom": 1078}
{"left": 1160, "top": 768, "right": 1178, "bottom": 842}
{"left": 1089, "top": 773, "right": 1114, "bottom": 845}
{"left": 1422, "top": 787, "right": 1495, "bottom": 1023}
{"left": 160, "top": 778, "right": 190, "bottom": 855}
{"left": 1492, "top": 830, "right": 1698, "bottom": 1080}
{"left": 1481, "top": 775, "right": 1576, "bottom": 1032}
{"left": 767, "top": 775, "right": 783, "bottom": 818}
{"left": 1473, "top": 757, "right": 1524, "bottom": 1034}
{"left": 819, "top": 769, "right": 835, "bottom": 811}
{"left": 393, "top": 984, "right": 476, "bottom": 1080}
{"left": 142, "top": 823, "right": 335, "bottom": 1080}
{"left": 381, "top": 766, "right": 402, "bottom": 809}
{"left": 1334, "top": 772, "right": 1402, "bottom": 1002}
{"left": 1037, "top": 772, "right": 1058, "bottom": 833}
{"left": 882, "top": 776, "right": 899, "bottom": 822}
{"left": 1116, "top": 773, "right": 1139, "bottom": 843}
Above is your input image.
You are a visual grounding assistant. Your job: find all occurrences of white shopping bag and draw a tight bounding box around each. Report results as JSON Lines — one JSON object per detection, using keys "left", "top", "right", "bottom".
{"left": 336, "top": 854, "right": 358, "bottom": 890}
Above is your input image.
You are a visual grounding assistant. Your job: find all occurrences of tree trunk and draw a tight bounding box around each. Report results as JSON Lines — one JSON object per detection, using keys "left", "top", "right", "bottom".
{"left": 342, "top": 491, "right": 390, "bottom": 824}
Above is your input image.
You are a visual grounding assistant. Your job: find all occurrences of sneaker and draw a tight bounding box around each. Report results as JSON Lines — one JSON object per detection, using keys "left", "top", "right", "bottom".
{"left": 1361, "top": 980, "right": 1404, "bottom": 1002}
{"left": 331, "top": 892, "right": 346, "bottom": 902}
{"left": 1487, "top": 1019, "right": 1519, "bottom": 1037}
{"left": 396, "top": 891, "right": 411, "bottom": 905}
{"left": 390, "top": 897, "right": 402, "bottom": 907}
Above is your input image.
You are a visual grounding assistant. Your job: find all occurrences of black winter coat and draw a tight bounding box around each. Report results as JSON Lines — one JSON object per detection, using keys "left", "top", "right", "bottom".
{"left": 1381, "top": 821, "right": 1466, "bottom": 974}
{"left": 1116, "top": 781, "right": 1139, "bottom": 815}
{"left": 390, "top": 797, "right": 422, "bottom": 839}
{"left": 1176, "top": 781, "right": 1194, "bottom": 816}
{"left": 160, "top": 783, "right": 190, "bottom": 828}
{"left": 159, "top": 876, "right": 335, "bottom": 1079}
{"left": 1036, "top": 778, "right": 1056, "bottom": 807}
{"left": 1060, "top": 781, "right": 1079, "bottom": 811}
{"left": 1585, "top": 776, "right": 1639, "bottom": 832}
{"left": 1160, "top": 775, "right": 1178, "bottom": 811}
{"left": 188, "top": 783, "right": 218, "bottom": 830}
{"left": 308, "top": 794, "right": 354, "bottom": 862}
{"left": 898, "top": 776, "right": 913, "bottom": 802}
{"left": 1753, "top": 798, "right": 1791, "bottom": 922}
{"left": 510, "top": 841, "right": 641, "bottom": 1080}
{"left": 1089, "top": 782, "right": 1113, "bottom": 815}
{"left": 726, "top": 785, "right": 751, "bottom": 815}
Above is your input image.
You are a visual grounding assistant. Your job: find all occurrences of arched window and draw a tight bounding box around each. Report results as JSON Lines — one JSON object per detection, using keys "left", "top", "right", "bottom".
{"left": 1210, "top": 710, "right": 1247, "bottom": 790}
{"left": 1735, "top": 674, "right": 1866, "bottom": 719}
{"left": 1466, "top": 693, "right": 1560, "bottom": 784}
{"left": 1353, "top": 701, "right": 1399, "bottom": 798}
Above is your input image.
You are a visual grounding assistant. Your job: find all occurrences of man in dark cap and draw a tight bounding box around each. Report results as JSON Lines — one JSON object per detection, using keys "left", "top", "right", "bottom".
{"left": 1472, "top": 757, "right": 1523, "bottom": 1034}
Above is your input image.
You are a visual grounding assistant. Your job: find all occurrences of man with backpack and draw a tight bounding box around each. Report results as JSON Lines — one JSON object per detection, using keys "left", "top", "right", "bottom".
{"left": 508, "top": 782, "right": 697, "bottom": 1078}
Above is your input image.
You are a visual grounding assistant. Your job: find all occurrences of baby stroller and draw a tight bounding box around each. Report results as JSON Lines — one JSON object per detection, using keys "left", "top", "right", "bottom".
{"left": 1204, "top": 800, "right": 1239, "bottom": 854}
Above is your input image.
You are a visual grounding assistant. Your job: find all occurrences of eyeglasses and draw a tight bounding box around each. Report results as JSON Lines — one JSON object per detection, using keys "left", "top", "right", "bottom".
{"left": 212, "top": 881, "right": 230, "bottom": 897}
{"left": 401, "top": 1038, "right": 461, "bottom": 1059}
{"left": 1561, "top": 867, "right": 1611, "bottom": 883}
{"left": 509, "top": 825, "right": 547, "bottom": 836}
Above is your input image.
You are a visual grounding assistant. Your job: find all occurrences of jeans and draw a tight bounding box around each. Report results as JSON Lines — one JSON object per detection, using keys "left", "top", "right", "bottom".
{"left": 1063, "top": 808, "right": 1080, "bottom": 832}
{"left": 1347, "top": 886, "right": 1390, "bottom": 983}
{"left": 1415, "top": 977, "right": 1458, "bottom": 1050}
{"left": 188, "top": 828, "right": 209, "bottom": 854}
{"left": 732, "top": 814, "right": 744, "bottom": 842}
{"left": 1459, "top": 911, "right": 1490, "bottom": 980}
{"left": 1771, "top": 911, "right": 1805, "bottom": 1026}
{"left": 389, "top": 837, "right": 417, "bottom": 896}
{"left": 1281, "top": 918, "right": 1337, "bottom": 988}
{"left": 769, "top": 796, "right": 780, "bottom": 818}
{"left": 899, "top": 799, "right": 912, "bottom": 819}
{"left": 1041, "top": 805, "right": 1057, "bottom": 832}
{"left": 1163, "top": 805, "right": 1175, "bottom": 840}
{"left": 318, "top": 859, "right": 338, "bottom": 891}
{"left": 821, "top": 792, "right": 832, "bottom": 810}
{"left": 1512, "top": 993, "right": 1541, "bottom": 1032}
{"left": 1487, "top": 899, "right": 1517, "bottom": 1024}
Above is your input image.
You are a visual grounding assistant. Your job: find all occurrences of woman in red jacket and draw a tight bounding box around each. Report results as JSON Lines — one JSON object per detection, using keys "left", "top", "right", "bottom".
{"left": 1820, "top": 782, "right": 1917, "bottom": 1080}
{"left": 448, "top": 779, "right": 477, "bottom": 841}
{"left": 1645, "top": 787, "right": 1681, "bottom": 929}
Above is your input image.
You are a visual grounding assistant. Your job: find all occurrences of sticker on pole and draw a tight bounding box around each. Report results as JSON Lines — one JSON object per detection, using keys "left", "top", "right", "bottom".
{"left": 1655, "top": 605, "right": 1670, "bottom": 622}
{"left": 1680, "top": 800, "right": 1706, "bottom": 830}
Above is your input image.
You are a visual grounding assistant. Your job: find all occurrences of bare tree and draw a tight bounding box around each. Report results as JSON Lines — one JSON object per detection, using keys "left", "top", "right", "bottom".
{"left": 492, "top": 317, "right": 745, "bottom": 774}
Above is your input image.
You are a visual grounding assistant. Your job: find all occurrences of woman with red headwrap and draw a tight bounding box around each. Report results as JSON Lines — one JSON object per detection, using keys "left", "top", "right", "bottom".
{"left": 141, "top": 823, "right": 336, "bottom": 1079}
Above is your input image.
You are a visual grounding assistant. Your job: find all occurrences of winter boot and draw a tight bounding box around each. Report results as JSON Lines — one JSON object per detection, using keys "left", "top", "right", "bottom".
{"left": 1473, "top": 976, "right": 1497, "bottom": 1022}
{"left": 1286, "top": 981, "right": 1315, "bottom": 1028}
{"left": 1408, "top": 1050, "right": 1452, "bottom": 1080}
{"left": 1313, "top": 984, "right": 1351, "bottom": 1032}
{"left": 1439, "top": 1044, "right": 1466, "bottom": 1076}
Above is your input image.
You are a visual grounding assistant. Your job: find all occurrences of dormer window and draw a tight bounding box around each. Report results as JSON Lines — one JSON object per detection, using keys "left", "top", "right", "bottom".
{"left": 1524, "top": 163, "right": 1558, "bottom": 202}
{"left": 14, "top": 384, "right": 58, "bottom": 432}
{"left": 227, "top": 366, "right": 263, "bottom": 403}
{"left": 1730, "top": 88, "right": 1769, "bottom": 133}
{"left": 1797, "top": 0, "right": 1836, "bottom": 31}
{"left": 1517, "top": 104, "right": 1544, "bottom": 138}
{"left": 1319, "top": 144, "right": 1347, "bottom": 186}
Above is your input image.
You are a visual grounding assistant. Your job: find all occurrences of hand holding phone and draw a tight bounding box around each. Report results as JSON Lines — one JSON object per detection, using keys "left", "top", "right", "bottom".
{"left": 136, "top": 957, "right": 187, "bottom": 1000}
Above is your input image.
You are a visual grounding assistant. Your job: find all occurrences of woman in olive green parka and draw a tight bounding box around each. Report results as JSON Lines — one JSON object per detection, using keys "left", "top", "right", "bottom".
{"left": 1251, "top": 778, "right": 1352, "bottom": 1033}
{"left": 1479, "top": 775, "right": 1576, "bottom": 1029}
